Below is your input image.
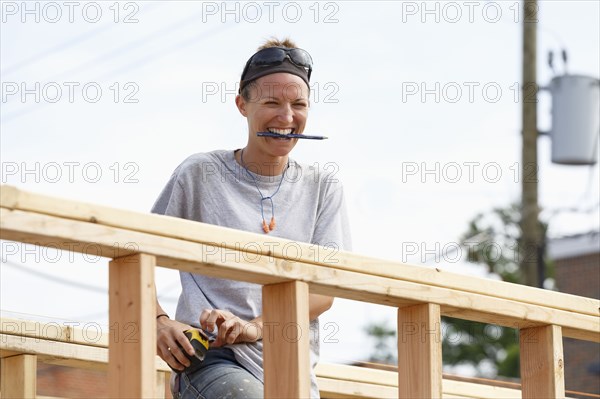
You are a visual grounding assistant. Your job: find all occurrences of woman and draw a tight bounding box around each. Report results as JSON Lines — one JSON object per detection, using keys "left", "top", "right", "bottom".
{"left": 152, "top": 38, "right": 352, "bottom": 398}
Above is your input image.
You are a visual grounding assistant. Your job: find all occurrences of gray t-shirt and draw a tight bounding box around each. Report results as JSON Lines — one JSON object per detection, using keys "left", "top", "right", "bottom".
{"left": 151, "top": 149, "right": 352, "bottom": 398}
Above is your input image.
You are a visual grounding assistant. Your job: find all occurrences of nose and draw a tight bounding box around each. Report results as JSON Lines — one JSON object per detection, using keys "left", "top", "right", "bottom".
{"left": 277, "top": 103, "right": 294, "bottom": 124}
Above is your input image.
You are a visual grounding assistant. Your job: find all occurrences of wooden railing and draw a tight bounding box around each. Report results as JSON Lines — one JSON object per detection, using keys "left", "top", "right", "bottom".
{"left": 0, "top": 316, "right": 531, "bottom": 398}
{"left": 1, "top": 185, "right": 598, "bottom": 398}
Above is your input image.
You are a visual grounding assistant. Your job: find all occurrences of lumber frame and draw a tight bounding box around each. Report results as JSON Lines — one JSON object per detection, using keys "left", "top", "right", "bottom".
{"left": 263, "top": 281, "right": 311, "bottom": 398}
{"left": 1, "top": 184, "right": 598, "bottom": 318}
{"left": 520, "top": 324, "right": 565, "bottom": 398}
{"left": 0, "top": 354, "right": 37, "bottom": 398}
{"left": 0, "top": 186, "right": 599, "bottom": 399}
{"left": 0, "top": 319, "right": 574, "bottom": 399}
{"left": 398, "top": 303, "right": 443, "bottom": 398}
{"left": 108, "top": 253, "right": 157, "bottom": 398}
{"left": 1, "top": 208, "right": 598, "bottom": 342}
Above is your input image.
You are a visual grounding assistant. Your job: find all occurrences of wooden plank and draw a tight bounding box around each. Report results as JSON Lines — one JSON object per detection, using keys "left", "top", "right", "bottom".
{"left": 0, "top": 330, "right": 530, "bottom": 399}
{"left": 315, "top": 363, "right": 523, "bottom": 398}
{"left": 156, "top": 371, "right": 167, "bottom": 399}
{"left": 0, "top": 349, "right": 20, "bottom": 359}
{"left": 317, "top": 377, "right": 397, "bottom": 398}
{"left": 317, "top": 375, "right": 525, "bottom": 399}
{"left": 315, "top": 363, "right": 397, "bottom": 387}
{"left": 0, "top": 354, "right": 37, "bottom": 398}
{"left": 520, "top": 324, "right": 565, "bottom": 398}
{"left": 1, "top": 333, "right": 107, "bottom": 370}
{"left": 1, "top": 185, "right": 597, "bottom": 318}
{"left": 263, "top": 281, "right": 310, "bottom": 399}
{"left": 108, "top": 254, "right": 157, "bottom": 398}
{"left": 0, "top": 333, "right": 169, "bottom": 372}
{"left": 2, "top": 208, "right": 599, "bottom": 342}
{"left": 1, "top": 318, "right": 108, "bottom": 348}
{"left": 442, "top": 379, "right": 521, "bottom": 399}
{"left": 398, "top": 303, "right": 443, "bottom": 398}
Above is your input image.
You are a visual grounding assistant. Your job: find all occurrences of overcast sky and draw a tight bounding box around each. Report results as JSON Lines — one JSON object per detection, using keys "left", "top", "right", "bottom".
{"left": 1, "top": 1, "right": 599, "bottom": 369}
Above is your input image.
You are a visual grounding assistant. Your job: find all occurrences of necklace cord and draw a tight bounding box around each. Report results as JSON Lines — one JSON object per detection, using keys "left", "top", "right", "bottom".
{"left": 240, "top": 149, "right": 289, "bottom": 233}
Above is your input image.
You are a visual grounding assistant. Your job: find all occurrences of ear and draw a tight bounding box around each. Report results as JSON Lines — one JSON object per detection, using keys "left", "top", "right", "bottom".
{"left": 235, "top": 94, "right": 248, "bottom": 117}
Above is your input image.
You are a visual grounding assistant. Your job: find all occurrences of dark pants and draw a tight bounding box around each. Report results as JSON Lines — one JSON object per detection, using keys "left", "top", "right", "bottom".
{"left": 175, "top": 347, "right": 263, "bottom": 399}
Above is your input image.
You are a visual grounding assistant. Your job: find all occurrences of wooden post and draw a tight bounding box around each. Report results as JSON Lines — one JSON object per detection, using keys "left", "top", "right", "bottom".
{"left": 520, "top": 0, "right": 541, "bottom": 288}
{"left": 398, "top": 303, "right": 442, "bottom": 398}
{"left": 108, "top": 253, "right": 157, "bottom": 398}
{"left": 0, "top": 354, "right": 37, "bottom": 398}
{"left": 156, "top": 371, "right": 168, "bottom": 399}
{"left": 263, "top": 281, "right": 310, "bottom": 399}
{"left": 520, "top": 324, "right": 565, "bottom": 398}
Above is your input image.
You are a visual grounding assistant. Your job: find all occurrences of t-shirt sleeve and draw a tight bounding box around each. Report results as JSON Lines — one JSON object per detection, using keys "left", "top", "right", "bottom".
{"left": 312, "top": 182, "right": 353, "bottom": 253}
{"left": 150, "top": 171, "right": 188, "bottom": 219}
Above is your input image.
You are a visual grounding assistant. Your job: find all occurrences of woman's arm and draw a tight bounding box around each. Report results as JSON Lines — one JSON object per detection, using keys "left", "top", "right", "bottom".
{"left": 155, "top": 296, "right": 196, "bottom": 371}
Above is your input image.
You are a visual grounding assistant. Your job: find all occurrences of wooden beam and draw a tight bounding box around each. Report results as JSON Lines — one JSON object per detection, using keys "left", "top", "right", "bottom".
{"left": 398, "top": 303, "right": 443, "bottom": 398}
{"left": 0, "top": 349, "right": 20, "bottom": 359}
{"left": 520, "top": 324, "right": 565, "bottom": 398}
{"left": 108, "top": 253, "right": 157, "bottom": 398}
{"left": 1, "top": 185, "right": 597, "bottom": 318}
{"left": 0, "top": 354, "right": 37, "bottom": 398}
{"left": 263, "top": 281, "right": 310, "bottom": 398}
{"left": 2, "top": 208, "right": 598, "bottom": 342}
{"left": 315, "top": 362, "right": 397, "bottom": 387}
{"left": 0, "top": 330, "right": 530, "bottom": 399}
{"left": 442, "top": 379, "right": 521, "bottom": 399}
{"left": 315, "top": 363, "right": 525, "bottom": 399}
{"left": 156, "top": 371, "right": 168, "bottom": 399}
{"left": 1, "top": 317, "right": 108, "bottom": 348}
{"left": 0, "top": 332, "right": 170, "bottom": 372}
{"left": 317, "top": 377, "right": 397, "bottom": 398}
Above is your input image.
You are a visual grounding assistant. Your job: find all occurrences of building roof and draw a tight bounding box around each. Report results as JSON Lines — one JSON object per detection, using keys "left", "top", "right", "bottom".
{"left": 548, "top": 231, "right": 600, "bottom": 260}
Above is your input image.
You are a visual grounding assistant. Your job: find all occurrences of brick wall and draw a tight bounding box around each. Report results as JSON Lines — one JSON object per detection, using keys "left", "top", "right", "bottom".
{"left": 554, "top": 252, "right": 600, "bottom": 397}
{"left": 37, "top": 363, "right": 108, "bottom": 398}
{"left": 37, "top": 363, "right": 172, "bottom": 398}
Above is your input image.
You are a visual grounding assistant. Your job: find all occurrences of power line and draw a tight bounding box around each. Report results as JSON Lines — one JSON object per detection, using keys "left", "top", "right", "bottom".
{"left": 0, "top": 2, "right": 164, "bottom": 76}
{"left": 2, "top": 21, "right": 240, "bottom": 123}
{"left": 2, "top": 258, "right": 108, "bottom": 293}
{"left": 1, "top": 258, "right": 178, "bottom": 301}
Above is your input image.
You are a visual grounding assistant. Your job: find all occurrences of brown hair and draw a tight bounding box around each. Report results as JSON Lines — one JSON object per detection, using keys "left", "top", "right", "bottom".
{"left": 240, "top": 37, "right": 306, "bottom": 101}
{"left": 257, "top": 37, "right": 297, "bottom": 51}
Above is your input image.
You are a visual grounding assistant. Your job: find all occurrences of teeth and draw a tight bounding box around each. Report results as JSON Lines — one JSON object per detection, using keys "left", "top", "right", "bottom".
{"left": 267, "top": 128, "right": 293, "bottom": 135}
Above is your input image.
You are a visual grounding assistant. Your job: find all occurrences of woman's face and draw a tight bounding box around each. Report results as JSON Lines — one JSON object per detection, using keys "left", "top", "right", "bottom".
{"left": 237, "top": 72, "right": 309, "bottom": 159}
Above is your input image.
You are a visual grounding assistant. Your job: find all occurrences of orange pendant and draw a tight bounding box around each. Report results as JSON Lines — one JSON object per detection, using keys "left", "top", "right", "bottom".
{"left": 262, "top": 217, "right": 276, "bottom": 234}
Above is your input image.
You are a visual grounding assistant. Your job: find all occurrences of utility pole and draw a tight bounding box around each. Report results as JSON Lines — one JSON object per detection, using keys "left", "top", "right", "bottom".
{"left": 521, "top": 0, "right": 541, "bottom": 287}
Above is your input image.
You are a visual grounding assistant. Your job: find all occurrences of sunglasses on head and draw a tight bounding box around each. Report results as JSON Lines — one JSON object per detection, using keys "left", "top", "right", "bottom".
{"left": 241, "top": 47, "right": 313, "bottom": 81}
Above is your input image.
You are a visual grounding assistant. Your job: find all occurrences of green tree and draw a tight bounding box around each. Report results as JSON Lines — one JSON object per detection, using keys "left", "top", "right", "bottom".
{"left": 365, "top": 203, "right": 551, "bottom": 378}
{"left": 364, "top": 321, "right": 396, "bottom": 364}
{"left": 443, "top": 203, "right": 550, "bottom": 378}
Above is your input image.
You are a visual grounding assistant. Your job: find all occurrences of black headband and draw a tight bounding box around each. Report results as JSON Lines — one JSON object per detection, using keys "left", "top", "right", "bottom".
{"left": 240, "top": 47, "right": 312, "bottom": 92}
{"left": 239, "top": 58, "right": 310, "bottom": 93}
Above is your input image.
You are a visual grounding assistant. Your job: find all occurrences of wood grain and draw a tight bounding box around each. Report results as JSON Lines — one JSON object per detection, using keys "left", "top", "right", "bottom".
{"left": 398, "top": 303, "right": 443, "bottom": 398}
{"left": 1, "top": 208, "right": 598, "bottom": 342}
{"left": 1, "top": 185, "right": 597, "bottom": 318}
{"left": 263, "top": 281, "right": 310, "bottom": 398}
{"left": 108, "top": 254, "right": 157, "bottom": 398}
{"left": 520, "top": 324, "right": 565, "bottom": 398}
{"left": 0, "top": 354, "right": 37, "bottom": 398}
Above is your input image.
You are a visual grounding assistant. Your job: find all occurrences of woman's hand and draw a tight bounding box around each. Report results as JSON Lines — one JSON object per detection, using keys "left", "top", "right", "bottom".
{"left": 156, "top": 317, "right": 196, "bottom": 371}
{"left": 200, "top": 309, "right": 262, "bottom": 347}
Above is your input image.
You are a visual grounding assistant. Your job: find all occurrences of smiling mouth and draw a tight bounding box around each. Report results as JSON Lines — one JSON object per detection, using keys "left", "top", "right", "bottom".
{"left": 265, "top": 127, "right": 295, "bottom": 140}
{"left": 267, "top": 128, "right": 295, "bottom": 135}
